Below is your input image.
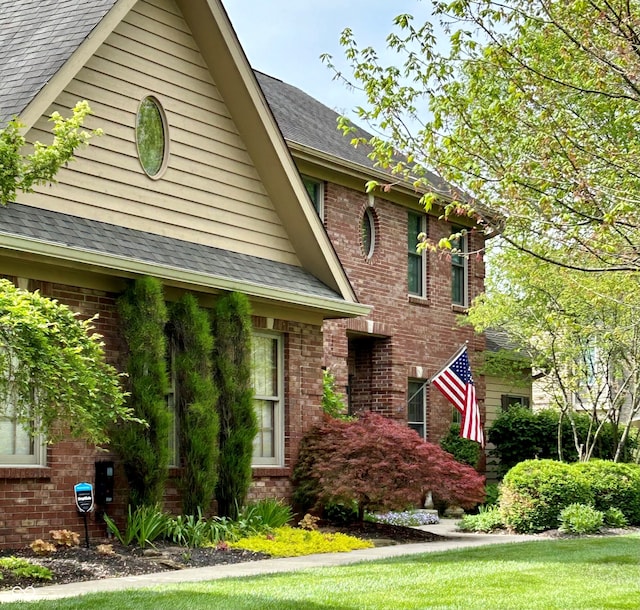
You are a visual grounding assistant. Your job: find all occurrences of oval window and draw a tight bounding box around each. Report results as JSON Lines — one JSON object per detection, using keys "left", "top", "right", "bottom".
{"left": 361, "top": 208, "right": 376, "bottom": 259}
{"left": 136, "top": 96, "right": 168, "bottom": 178}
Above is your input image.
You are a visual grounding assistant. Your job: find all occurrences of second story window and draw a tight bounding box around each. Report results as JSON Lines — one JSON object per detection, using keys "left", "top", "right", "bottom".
{"left": 302, "top": 176, "right": 324, "bottom": 219}
{"left": 408, "top": 212, "right": 426, "bottom": 297}
{"left": 451, "top": 228, "right": 468, "bottom": 306}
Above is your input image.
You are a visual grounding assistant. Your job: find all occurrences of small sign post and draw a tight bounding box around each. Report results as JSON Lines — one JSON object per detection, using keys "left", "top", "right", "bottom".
{"left": 74, "top": 482, "right": 94, "bottom": 548}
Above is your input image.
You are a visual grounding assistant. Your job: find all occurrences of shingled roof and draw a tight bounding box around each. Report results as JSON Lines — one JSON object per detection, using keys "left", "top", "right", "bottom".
{"left": 0, "top": 0, "right": 117, "bottom": 125}
{"left": 0, "top": 203, "right": 344, "bottom": 304}
{"left": 255, "top": 71, "right": 449, "bottom": 193}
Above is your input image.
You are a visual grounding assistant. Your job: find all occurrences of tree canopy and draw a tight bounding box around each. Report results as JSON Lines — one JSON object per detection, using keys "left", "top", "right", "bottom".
{"left": 326, "top": 0, "right": 640, "bottom": 272}
{"left": 0, "top": 279, "right": 133, "bottom": 445}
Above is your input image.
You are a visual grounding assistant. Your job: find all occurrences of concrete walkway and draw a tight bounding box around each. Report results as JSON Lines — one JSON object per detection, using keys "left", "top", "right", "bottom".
{"left": 0, "top": 520, "right": 539, "bottom": 603}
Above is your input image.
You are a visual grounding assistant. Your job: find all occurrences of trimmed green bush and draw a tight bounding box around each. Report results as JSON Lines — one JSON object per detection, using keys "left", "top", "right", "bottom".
{"left": 559, "top": 503, "right": 604, "bottom": 535}
{"left": 573, "top": 460, "right": 640, "bottom": 525}
{"left": 168, "top": 293, "right": 219, "bottom": 516}
{"left": 440, "top": 423, "right": 481, "bottom": 468}
{"left": 212, "top": 292, "right": 256, "bottom": 520}
{"left": 500, "top": 459, "right": 592, "bottom": 533}
{"left": 115, "top": 277, "right": 170, "bottom": 509}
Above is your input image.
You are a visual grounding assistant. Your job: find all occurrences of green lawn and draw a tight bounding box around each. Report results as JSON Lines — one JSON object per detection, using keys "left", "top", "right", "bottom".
{"left": 3, "top": 535, "right": 639, "bottom": 610}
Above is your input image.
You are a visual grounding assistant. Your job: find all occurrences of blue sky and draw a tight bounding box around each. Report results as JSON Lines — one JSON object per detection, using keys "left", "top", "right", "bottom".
{"left": 223, "top": 0, "right": 432, "bottom": 122}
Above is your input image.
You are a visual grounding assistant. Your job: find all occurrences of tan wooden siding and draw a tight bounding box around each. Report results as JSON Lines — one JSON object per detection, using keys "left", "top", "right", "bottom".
{"left": 484, "top": 375, "right": 532, "bottom": 481}
{"left": 17, "top": 0, "right": 300, "bottom": 266}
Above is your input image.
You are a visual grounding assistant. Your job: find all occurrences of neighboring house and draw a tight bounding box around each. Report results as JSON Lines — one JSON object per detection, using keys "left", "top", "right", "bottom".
{"left": 483, "top": 329, "right": 533, "bottom": 480}
{"left": 0, "top": 0, "right": 369, "bottom": 548}
{"left": 256, "top": 72, "right": 487, "bottom": 446}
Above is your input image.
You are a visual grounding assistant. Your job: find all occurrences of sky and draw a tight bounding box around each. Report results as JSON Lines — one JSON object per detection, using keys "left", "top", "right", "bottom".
{"left": 223, "top": 0, "right": 434, "bottom": 123}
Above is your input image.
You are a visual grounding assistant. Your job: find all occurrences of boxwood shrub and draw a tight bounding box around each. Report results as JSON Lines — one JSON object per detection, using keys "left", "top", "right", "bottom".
{"left": 573, "top": 460, "right": 640, "bottom": 525}
{"left": 500, "top": 459, "right": 592, "bottom": 533}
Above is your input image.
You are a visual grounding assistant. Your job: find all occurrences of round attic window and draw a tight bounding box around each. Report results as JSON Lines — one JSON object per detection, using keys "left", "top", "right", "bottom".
{"left": 136, "top": 96, "right": 168, "bottom": 178}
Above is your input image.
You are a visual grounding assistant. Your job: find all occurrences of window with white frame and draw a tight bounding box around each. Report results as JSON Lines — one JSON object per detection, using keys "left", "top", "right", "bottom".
{"left": 407, "top": 379, "right": 427, "bottom": 439}
{"left": 0, "top": 367, "right": 45, "bottom": 466}
{"left": 302, "top": 176, "right": 324, "bottom": 219}
{"left": 251, "top": 332, "right": 284, "bottom": 466}
{"left": 408, "top": 212, "right": 427, "bottom": 297}
{"left": 451, "top": 228, "right": 468, "bottom": 306}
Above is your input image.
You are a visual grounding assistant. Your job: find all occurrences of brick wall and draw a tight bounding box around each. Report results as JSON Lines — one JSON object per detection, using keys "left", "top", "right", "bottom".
{"left": 0, "top": 281, "right": 325, "bottom": 548}
{"left": 322, "top": 182, "right": 486, "bottom": 444}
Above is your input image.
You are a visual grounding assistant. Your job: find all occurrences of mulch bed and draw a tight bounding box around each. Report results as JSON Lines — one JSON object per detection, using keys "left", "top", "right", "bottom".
{"left": 0, "top": 523, "right": 442, "bottom": 591}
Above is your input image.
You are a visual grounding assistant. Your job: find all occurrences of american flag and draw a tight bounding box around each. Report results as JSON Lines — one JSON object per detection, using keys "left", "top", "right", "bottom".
{"left": 432, "top": 346, "right": 484, "bottom": 446}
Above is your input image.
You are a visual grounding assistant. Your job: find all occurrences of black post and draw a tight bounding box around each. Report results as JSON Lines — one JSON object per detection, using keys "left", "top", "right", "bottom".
{"left": 83, "top": 513, "right": 90, "bottom": 549}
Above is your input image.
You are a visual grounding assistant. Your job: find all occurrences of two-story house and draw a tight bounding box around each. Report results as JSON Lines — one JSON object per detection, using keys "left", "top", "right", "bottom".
{"left": 257, "top": 72, "right": 486, "bottom": 445}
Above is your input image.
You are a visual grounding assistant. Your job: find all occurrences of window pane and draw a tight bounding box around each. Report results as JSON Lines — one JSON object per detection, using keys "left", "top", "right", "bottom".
{"left": 452, "top": 265, "right": 465, "bottom": 304}
{"left": 408, "top": 254, "right": 423, "bottom": 295}
{"left": 361, "top": 209, "right": 375, "bottom": 258}
{"left": 253, "top": 399, "right": 275, "bottom": 458}
{"left": 302, "top": 177, "right": 322, "bottom": 215}
{"left": 407, "top": 380, "right": 426, "bottom": 439}
{"left": 136, "top": 97, "right": 166, "bottom": 177}
{"left": 252, "top": 335, "right": 277, "bottom": 397}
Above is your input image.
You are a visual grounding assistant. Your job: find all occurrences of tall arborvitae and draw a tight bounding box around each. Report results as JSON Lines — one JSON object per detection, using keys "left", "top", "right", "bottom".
{"left": 212, "top": 292, "right": 256, "bottom": 519}
{"left": 168, "top": 293, "right": 219, "bottom": 516}
{"left": 115, "top": 276, "right": 170, "bottom": 509}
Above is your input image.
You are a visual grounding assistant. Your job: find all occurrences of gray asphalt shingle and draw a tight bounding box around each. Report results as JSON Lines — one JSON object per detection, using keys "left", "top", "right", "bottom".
{"left": 0, "top": 204, "right": 341, "bottom": 301}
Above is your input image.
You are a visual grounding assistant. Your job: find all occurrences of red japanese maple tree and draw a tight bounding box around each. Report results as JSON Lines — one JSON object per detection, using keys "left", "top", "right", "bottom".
{"left": 293, "top": 412, "right": 485, "bottom": 522}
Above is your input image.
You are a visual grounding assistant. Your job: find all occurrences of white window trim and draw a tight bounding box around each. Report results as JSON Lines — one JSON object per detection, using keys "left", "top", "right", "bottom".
{"left": 408, "top": 212, "right": 427, "bottom": 298}
{"left": 252, "top": 331, "right": 284, "bottom": 467}
{"left": 451, "top": 229, "right": 469, "bottom": 307}
{"left": 407, "top": 379, "right": 427, "bottom": 440}
{"left": 301, "top": 175, "right": 324, "bottom": 220}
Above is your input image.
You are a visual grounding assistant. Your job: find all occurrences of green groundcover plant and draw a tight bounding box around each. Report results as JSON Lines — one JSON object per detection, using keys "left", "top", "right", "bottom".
{"left": 230, "top": 526, "right": 373, "bottom": 557}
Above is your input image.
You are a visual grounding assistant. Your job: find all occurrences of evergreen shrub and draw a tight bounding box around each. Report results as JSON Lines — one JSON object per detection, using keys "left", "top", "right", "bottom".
{"left": 440, "top": 423, "right": 481, "bottom": 467}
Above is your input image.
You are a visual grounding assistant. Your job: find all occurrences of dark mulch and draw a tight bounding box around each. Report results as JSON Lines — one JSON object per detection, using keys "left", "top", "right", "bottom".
{"left": 0, "top": 523, "right": 441, "bottom": 591}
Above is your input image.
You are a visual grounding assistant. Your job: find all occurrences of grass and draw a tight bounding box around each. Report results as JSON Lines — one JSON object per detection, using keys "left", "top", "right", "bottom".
{"left": 2, "top": 535, "right": 639, "bottom": 609}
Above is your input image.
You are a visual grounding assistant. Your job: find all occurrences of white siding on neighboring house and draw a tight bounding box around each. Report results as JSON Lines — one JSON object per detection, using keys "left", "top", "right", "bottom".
{"left": 17, "top": 0, "right": 300, "bottom": 266}
{"left": 484, "top": 375, "right": 533, "bottom": 482}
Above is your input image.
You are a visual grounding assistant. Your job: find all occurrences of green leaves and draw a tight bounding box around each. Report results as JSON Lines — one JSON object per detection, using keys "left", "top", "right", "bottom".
{"left": 0, "top": 279, "right": 130, "bottom": 445}
{"left": 0, "top": 101, "right": 101, "bottom": 207}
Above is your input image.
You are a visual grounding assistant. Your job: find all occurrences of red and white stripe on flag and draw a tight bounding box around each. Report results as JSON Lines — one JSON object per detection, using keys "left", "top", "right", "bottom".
{"left": 432, "top": 347, "right": 484, "bottom": 446}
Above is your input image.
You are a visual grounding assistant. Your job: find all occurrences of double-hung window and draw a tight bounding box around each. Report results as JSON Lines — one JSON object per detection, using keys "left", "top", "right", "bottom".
{"left": 407, "top": 379, "right": 427, "bottom": 439}
{"left": 252, "top": 332, "right": 284, "bottom": 466}
{"left": 408, "top": 212, "right": 427, "bottom": 297}
{"left": 451, "top": 228, "right": 468, "bottom": 306}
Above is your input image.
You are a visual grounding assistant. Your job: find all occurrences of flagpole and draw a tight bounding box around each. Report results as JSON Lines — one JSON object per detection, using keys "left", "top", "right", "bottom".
{"left": 426, "top": 341, "right": 469, "bottom": 384}
{"left": 407, "top": 341, "right": 470, "bottom": 404}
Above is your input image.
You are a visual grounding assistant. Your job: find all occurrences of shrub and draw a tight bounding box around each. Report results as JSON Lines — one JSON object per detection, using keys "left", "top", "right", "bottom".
{"left": 167, "top": 511, "right": 211, "bottom": 548}
{"left": 212, "top": 292, "right": 256, "bottom": 520}
{"left": 322, "top": 369, "right": 351, "bottom": 420}
{"left": 604, "top": 507, "right": 628, "bottom": 528}
{"left": 168, "top": 293, "right": 219, "bottom": 516}
{"left": 483, "top": 483, "right": 500, "bottom": 507}
{"left": 573, "top": 460, "right": 640, "bottom": 525}
{"left": 458, "top": 506, "right": 504, "bottom": 532}
{"left": 49, "top": 529, "right": 80, "bottom": 547}
{"left": 440, "top": 423, "right": 481, "bottom": 467}
{"left": 293, "top": 412, "right": 485, "bottom": 522}
{"left": 230, "top": 526, "right": 373, "bottom": 557}
{"left": 115, "top": 276, "right": 170, "bottom": 509}
{"left": 489, "top": 408, "right": 637, "bottom": 476}
{"left": 559, "top": 504, "right": 604, "bottom": 535}
{"left": 500, "top": 460, "right": 592, "bottom": 533}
